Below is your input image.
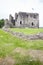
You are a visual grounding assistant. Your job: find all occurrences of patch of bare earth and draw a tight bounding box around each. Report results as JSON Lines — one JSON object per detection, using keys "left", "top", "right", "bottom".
{"left": 13, "top": 47, "right": 27, "bottom": 56}
{"left": 13, "top": 47, "right": 43, "bottom": 61}
{"left": 28, "top": 50, "right": 43, "bottom": 61}
{"left": 0, "top": 47, "right": 43, "bottom": 65}
{"left": 0, "top": 57, "right": 15, "bottom": 65}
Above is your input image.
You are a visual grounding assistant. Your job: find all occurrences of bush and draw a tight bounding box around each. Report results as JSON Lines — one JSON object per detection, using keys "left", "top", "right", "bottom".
{"left": 0, "top": 19, "right": 4, "bottom": 28}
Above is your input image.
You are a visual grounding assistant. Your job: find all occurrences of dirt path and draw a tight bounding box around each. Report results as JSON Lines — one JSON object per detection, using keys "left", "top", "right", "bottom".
{"left": 0, "top": 57, "right": 15, "bottom": 65}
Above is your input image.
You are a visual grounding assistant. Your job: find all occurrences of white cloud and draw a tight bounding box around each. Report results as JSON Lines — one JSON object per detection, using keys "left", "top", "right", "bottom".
{"left": 0, "top": 0, "right": 43, "bottom": 27}
{"left": 39, "top": 0, "right": 43, "bottom": 3}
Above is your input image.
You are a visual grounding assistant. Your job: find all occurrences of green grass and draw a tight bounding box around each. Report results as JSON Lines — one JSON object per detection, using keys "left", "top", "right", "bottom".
{"left": 0, "top": 29, "right": 43, "bottom": 65}
{"left": 11, "top": 52, "right": 43, "bottom": 65}
{"left": 10, "top": 28, "right": 43, "bottom": 35}
{"left": 15, "top": 56, "right": 43, "bottom": 65}
{"left": 15, "top": 60, "right": 43, "bottom": 65}
{"left": 0, "top": 29, "right": 43, "bottom": 58}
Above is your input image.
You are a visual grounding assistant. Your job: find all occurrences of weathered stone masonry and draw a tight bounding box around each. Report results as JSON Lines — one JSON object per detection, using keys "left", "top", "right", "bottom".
{"left": 3, "top": 12, "right": 39, "bottom": 28}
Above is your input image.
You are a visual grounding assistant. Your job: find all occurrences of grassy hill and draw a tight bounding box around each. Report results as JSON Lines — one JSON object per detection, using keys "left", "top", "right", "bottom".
{"left": 0, "top": 28, "right": 43, "bottom": 65}
{"left": 10, "top": 28, "right": 43, "bottom": 34}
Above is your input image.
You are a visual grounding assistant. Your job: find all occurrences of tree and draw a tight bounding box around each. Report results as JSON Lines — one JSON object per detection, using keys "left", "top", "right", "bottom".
{"left": 0, "top": 19, "right": 4, "bottom": 28}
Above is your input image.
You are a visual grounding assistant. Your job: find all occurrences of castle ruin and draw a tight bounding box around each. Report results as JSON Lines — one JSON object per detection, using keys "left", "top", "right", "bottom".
{"left": 3, "top": 12, "right": 39, "bottom": 28}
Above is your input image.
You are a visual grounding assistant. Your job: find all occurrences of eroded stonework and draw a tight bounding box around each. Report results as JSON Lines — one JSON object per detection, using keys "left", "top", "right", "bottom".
{"left": 3, "top": 12, "right": 39, "bottom": 28}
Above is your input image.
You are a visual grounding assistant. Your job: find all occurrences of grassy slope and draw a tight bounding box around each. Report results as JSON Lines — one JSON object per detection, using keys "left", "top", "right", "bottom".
{"left": 11, "top": 28, "right": 43, "bottom": 34}
{"left": 0, "top": 29, "right": 43, "bottom": 58}
{"left": 0, "top": 29, "right": 43, "bottom": 65}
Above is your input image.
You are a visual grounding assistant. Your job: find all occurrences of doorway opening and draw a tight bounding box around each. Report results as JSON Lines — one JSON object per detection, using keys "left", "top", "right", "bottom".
{"left": 32, "top": 22, "right": 34, "bottom": 26}
{"left": 20, "top": 21, "right": 22, "bottom": 24}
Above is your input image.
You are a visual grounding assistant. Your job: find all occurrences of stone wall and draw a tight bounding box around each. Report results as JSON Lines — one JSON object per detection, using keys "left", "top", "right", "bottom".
{"left": 3, "top": 12, "right": 39, "bottom": 28}
{"left": 3, "top": 28, "right": 43, "bottom": 40}
{"left": 15, "top": 12, "right": 39, "bottom": 28}
{"left": 3, "top": 14, "right": 15, "bottom": 28}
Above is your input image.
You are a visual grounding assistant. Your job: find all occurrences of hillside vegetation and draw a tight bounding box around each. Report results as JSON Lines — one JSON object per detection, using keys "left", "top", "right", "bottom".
{"left": 0, "top": 19, "right": 4, "bottom": 28}
{"left": 0, "top": 29, "right": 43, "bottom": 65}
{"left": 11, "top": 28, "right": 43, "bottom": 34}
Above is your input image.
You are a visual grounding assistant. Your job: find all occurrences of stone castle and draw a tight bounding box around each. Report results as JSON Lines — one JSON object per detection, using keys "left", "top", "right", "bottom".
{"left": 3, "top": 12, "right": 39, "bottom": 28}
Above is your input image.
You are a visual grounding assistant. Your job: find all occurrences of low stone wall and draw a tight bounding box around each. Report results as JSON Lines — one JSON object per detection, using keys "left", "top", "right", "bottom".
{"left": 2, "top": 28, "right": 43, "bottom": 40}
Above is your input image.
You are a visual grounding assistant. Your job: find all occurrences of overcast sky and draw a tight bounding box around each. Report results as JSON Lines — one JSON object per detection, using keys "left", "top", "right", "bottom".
{"left": 0, "top": 0, "right": 43, "bottom": 27}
